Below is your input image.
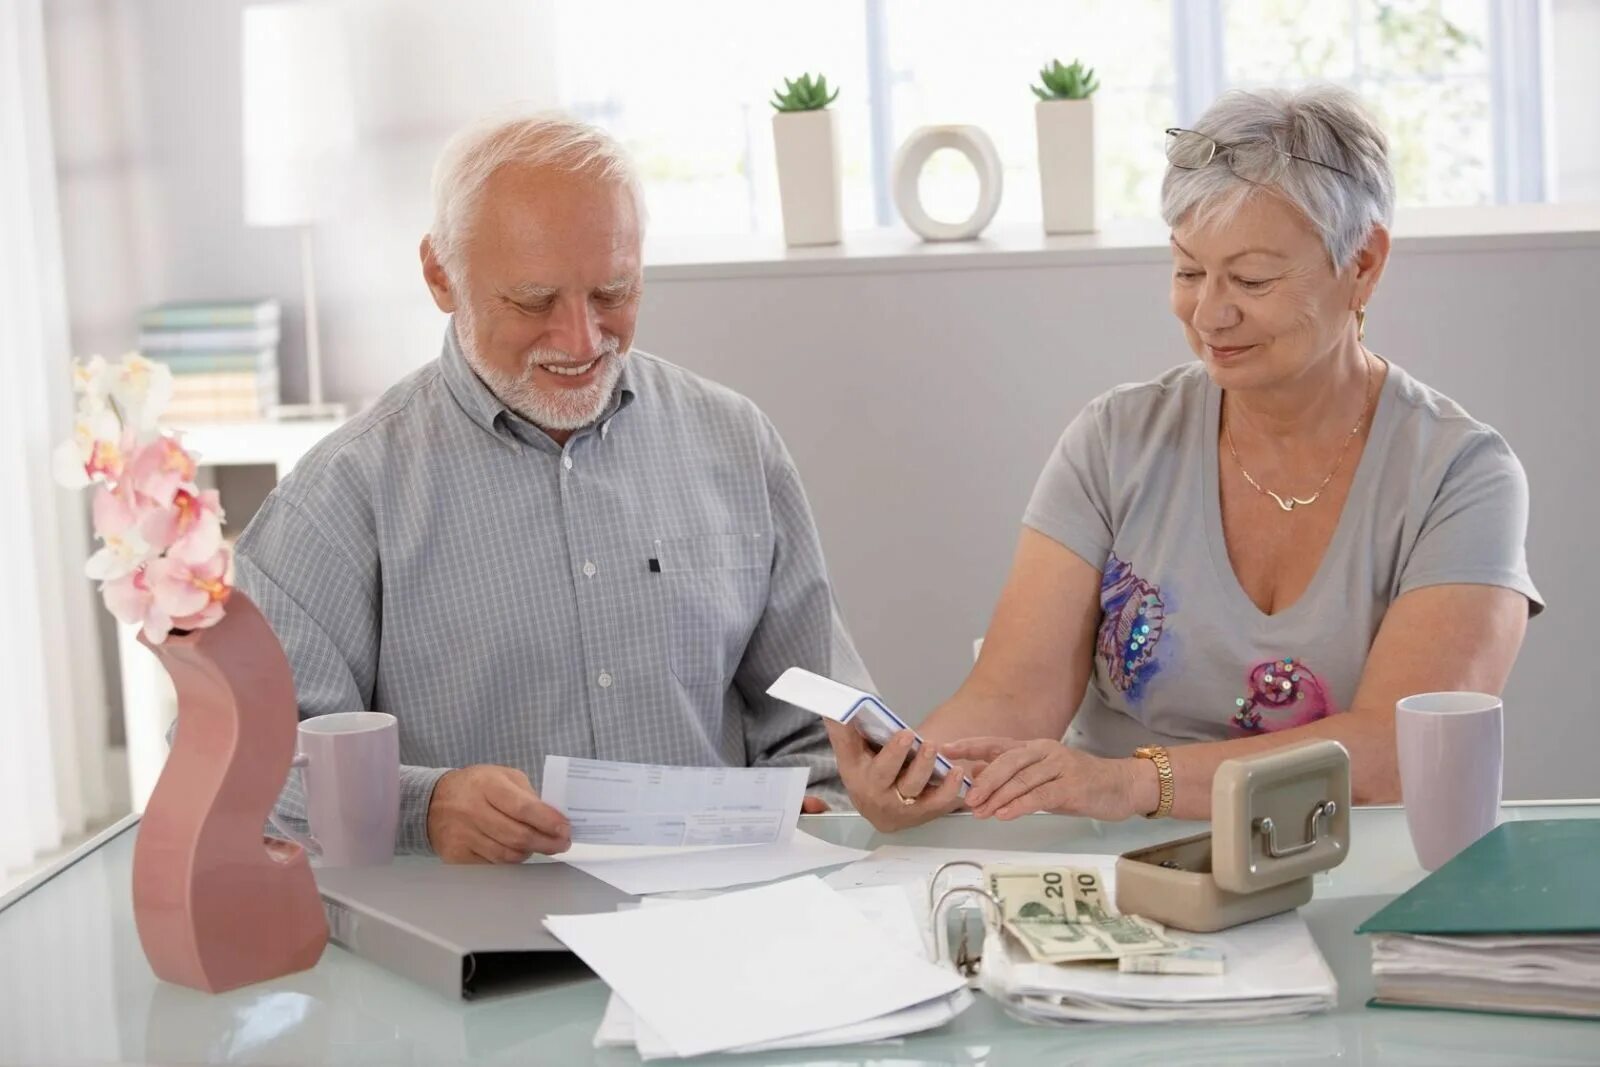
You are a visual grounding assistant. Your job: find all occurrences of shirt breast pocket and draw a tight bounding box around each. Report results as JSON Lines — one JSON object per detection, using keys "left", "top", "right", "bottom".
{"left": 654, "top": 532, "right": 770, "bottom": 687}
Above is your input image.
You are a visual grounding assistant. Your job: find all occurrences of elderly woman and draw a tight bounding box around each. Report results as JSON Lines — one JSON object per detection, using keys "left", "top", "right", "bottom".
{"left": 830, "top": 85, "right": 1542, "bottom": 829}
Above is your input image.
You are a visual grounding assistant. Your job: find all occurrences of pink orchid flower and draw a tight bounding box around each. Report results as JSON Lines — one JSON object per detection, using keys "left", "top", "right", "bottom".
{"left": 145, "top": 548, "right": 232, "bottom": 642}
{"left": 139, "top": 487, "right": 224, "bottom": 563}
{"left": 84, "top": 486, "right": 155, "bottom": 581}
{"left": 100, "top": 568, "right": 173, "bottom": 642}
{"left": 124, "top": 435, "right": 199, "bottom": 506}
{"left": 62, "top": 354, "right": 232, "bottom": 644}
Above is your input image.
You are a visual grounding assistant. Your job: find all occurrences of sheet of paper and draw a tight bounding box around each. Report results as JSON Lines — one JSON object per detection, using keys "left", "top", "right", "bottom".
{"left": 562, "top": 830, "right": 869, "bottom": 895}
{"left": 546, "top": 875, "right": 967, "bottom": 1058}
{"left": 596, "top": 887, "right": 974, "bottom": 1057}
{"left": 541, "top": 756, "right": 807, "bottom": 846}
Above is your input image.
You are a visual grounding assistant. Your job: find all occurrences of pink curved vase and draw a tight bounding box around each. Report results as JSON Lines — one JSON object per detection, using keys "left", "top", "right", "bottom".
{"left": 132, "top": 590, "right": 329, "bottom": 992}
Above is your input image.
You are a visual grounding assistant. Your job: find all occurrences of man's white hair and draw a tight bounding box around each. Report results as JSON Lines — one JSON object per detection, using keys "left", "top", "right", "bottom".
{"left": 428, "top": 109, "right": 645, "bottom": 278}
{"left": 1161, "top": 85, "right": 1396, "bottom": 269}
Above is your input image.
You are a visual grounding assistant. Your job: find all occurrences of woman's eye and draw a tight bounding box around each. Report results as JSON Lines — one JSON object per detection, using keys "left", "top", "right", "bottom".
{"left": 1175, "top": 270, "right": 1202, "bottom": 281}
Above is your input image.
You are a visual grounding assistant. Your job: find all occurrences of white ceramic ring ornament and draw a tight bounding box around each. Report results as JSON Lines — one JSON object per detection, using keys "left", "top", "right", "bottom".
{"left": 892, "top": 125, "right": 1004, "bottom": 241}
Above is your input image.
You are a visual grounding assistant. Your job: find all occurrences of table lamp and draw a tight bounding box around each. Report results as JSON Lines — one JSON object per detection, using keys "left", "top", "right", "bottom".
{"left": 241, "top": 1, "right": 355, "bottom": 420}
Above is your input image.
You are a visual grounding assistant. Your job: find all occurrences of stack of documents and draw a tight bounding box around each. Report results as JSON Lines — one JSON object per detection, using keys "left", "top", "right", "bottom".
{"left": 1359, "top": 820, "right": 1600, "bottom": 1019}
{"left": 546, "top": 876, "right": 972, "bottom": 1059}
{"left": 981, "top": 907, "right": 1337, "bottom": 1023}
{"left": 824, "top": 846, "right": 1337, "bottom": 1024}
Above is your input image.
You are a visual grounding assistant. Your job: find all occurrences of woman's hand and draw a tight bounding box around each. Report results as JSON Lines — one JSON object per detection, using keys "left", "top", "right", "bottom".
{"left": 824, "top": 721, "right": 967, "bottom": 831}
{"left": 941, "top": 737, "right": 1147, "bottom": 822}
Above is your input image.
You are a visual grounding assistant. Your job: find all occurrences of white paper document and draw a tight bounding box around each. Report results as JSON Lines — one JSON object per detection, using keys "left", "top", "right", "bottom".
{"left": 560, "top": 831, "right": 869, "bottom": 896}
{"left": 541, "top": 756, "right": 808, "bottom": 846}
{"left": 594, "top": 886, "right": 974, "bottom": 1058}
{"left": 545, "top": 875, "right": 968, "bottom": 1059}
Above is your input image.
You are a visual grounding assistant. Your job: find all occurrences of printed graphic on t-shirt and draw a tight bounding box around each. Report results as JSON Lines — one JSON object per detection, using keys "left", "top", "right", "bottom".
{"left": 1230, "top": 656, "right": 1339, "bottom": 733}
{"left": 1098, "top": 554, "right": 1166, "bottom": 702}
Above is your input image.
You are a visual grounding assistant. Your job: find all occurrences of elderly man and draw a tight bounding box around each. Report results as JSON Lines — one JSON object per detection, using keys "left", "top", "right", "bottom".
{"left": 238, "top": 114, "right": 868, "bottom": 862}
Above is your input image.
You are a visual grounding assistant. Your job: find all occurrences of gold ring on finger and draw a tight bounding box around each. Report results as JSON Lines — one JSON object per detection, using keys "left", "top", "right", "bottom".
{"left": 893, "top": 787, "right": 916, "bottom": 806}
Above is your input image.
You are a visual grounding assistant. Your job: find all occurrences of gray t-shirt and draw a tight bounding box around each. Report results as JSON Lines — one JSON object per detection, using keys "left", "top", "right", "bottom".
{"left": 1023, "top": 360, "right": 1543, "bottom": 756}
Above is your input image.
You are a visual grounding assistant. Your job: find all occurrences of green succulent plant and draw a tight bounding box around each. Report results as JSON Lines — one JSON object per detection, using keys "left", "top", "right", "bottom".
{"left": 771, "top": 73, "right": 839, "bottom": 112}
{"left": 1031, "top": 58, "right": 1099, "bottom": 100}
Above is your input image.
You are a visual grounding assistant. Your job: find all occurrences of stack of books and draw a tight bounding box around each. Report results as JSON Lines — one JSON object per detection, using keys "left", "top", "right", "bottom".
{"left": 139, "top": 299, "right": 281, "bottom": 422}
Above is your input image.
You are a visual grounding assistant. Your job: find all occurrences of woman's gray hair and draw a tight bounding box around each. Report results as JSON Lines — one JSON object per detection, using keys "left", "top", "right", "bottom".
{"left": 1160, "top": 85, "right": 1396, "bottom": 269}
{"left": 429, "top": 109, "right": 645, "bottom": 279}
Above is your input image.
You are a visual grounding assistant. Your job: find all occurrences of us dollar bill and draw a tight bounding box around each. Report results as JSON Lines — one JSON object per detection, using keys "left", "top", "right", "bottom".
{"left": 986, "top": 866, "right": 1189, "bottom": 963}
{"left": 1118, "top": 946, "right": 1226, "bottom": 975}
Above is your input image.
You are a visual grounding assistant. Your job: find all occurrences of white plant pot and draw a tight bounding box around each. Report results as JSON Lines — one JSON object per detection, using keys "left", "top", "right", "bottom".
{"left": 773, "top": 109, "right": 843, "bottom": 247}
{"left": 1036, "top": 98, "right": 1096, "bottom": 234}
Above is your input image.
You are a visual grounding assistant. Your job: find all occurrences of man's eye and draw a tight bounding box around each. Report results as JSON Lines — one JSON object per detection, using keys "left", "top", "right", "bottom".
{"left": 1236, "top": 278, "right": 1271, "bottom": 290}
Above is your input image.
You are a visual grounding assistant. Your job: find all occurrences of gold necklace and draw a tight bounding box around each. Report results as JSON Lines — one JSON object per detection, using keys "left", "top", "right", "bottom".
{"left": 1225, "top": 353, "right": 1376, "bottom": 513}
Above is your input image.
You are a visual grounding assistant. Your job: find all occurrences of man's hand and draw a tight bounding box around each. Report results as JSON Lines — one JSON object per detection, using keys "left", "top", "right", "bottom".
{"left": 800, "top": 796, "right": 831, "bottom": 814}
{"left": 426, "top": 765, "right": 572, "bottom": 863}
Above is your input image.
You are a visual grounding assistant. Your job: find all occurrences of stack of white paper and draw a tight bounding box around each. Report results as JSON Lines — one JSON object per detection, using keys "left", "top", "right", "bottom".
{"left": 545, "top": 877, "right": 972, "bottom": 1059}
{"left": 826, "top": 845, "right": 1337, "bottom": 1025}
{"left": 982, "top": 907, "right": 1337, "bottom": 1024}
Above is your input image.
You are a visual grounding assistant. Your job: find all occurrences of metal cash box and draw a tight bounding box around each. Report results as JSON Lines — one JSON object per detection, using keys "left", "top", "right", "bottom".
{"left": 1115, "top": 740, "right": 1352, "bottom": 932}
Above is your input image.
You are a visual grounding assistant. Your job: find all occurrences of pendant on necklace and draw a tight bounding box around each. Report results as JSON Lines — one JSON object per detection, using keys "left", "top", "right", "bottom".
{"left": 1267, "top": 490, "right": 1319, "bottom": 511}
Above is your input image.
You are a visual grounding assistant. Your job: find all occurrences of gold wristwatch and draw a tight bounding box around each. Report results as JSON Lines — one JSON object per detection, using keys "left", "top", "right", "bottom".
{"left": 1132, "top": 745, "right": 1174, "bottom": 819}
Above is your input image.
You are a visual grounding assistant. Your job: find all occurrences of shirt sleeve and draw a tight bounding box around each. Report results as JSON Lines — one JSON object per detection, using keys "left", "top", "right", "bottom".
{"left": 731, "top": 428, "right": 871, "bottom": 805}
{"left": 1021, "top": 397, "right": 1114, "bottom": 570}
{"left": 236, "top": 492, "right": 450, "bottom": 854}
{"left": 1397, "top": 429, "right": 1544, "bottom": 615}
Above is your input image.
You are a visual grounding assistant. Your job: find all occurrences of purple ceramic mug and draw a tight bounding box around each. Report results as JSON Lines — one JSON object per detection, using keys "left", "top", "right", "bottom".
{"left": 1396, "top": 691, "right": 1503, "bottom": 871}
{"left": 269, "top": 711, "right": 400, "bottom": 866}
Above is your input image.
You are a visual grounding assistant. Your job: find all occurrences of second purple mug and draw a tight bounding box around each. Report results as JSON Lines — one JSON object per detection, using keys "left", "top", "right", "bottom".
{"left": 1395, "top": 691, "right": 1503, "bottom": 871}
{"left": 270, "top": 711, "right": 400, "bottom": 866}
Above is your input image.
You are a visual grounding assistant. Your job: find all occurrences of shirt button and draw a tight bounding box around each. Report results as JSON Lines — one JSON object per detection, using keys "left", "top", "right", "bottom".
{"left": 600, "top": 422, "right": 610, "bottom": 438}
{"left": 562, "top": 455, "right": 573, "bottom": 470}
{"left": 597, "top": 672, "right": 613, "bottom": 689}
{"left": 582, "top": 561, "right": 597, "bottom": 578}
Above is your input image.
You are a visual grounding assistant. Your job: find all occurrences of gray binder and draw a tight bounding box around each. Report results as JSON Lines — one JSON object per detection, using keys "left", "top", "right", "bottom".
{"left": 315, "top": 861, "right": 636, "bottom": 999}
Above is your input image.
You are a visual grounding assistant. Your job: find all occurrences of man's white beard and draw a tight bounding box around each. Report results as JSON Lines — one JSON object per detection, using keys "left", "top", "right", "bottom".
{"left": 456, "top": 312, "right": 627, "bottom": 433}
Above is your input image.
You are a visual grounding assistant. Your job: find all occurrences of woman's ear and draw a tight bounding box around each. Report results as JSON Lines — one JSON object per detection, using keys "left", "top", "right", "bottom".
{"left": 1350, "top": 224, "right": 1391, "bottom": 309}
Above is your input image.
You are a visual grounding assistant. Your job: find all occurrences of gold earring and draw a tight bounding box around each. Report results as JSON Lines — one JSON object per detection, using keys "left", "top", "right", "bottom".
{"left": 1356, "top": 305, "right": 1367, "bottom": 342}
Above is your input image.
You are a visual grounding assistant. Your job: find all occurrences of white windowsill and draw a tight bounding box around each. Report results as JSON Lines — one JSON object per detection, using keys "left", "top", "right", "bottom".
{"left": 643, "top": 203, "right": 1600, "bottom": 282}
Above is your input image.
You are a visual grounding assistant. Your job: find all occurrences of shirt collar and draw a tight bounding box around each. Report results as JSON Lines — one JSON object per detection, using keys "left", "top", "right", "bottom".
{"left": 439, "top": 320, "right": 636, "bottom": 449}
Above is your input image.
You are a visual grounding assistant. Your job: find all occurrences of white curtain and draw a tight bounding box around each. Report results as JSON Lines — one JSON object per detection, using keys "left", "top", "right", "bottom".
{"left": 0, "top": 0, "right": 115, "bottom": 877}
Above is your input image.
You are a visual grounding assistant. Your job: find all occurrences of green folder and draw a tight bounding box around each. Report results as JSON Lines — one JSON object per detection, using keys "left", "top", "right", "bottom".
{"left": 1358, "top": 820, "right": 1600, "bottom": 936}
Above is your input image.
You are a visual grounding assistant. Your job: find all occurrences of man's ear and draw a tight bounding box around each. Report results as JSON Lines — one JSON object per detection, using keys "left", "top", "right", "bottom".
{"left": 1350, "top": 223, "right": 1390, "bottom": 310}
{"left": 420, "top": 236, "right": 458, "bottom": 313}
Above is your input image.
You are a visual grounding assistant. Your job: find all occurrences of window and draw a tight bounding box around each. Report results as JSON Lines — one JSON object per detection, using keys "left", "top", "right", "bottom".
{"left": 547, "top": 0, "right": 1541, "bottom": 237}
{"left": 1221, "top": 0, "right": 1497, "bottom": 205}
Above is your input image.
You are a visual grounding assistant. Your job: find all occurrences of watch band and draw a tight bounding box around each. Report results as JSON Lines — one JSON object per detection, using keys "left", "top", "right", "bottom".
{"left": 1133, "top": 745, "right": 1174, "bottom": 819}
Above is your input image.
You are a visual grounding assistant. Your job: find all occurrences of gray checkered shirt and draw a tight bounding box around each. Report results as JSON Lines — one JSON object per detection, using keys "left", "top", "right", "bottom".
{"left": 237, "top": 325, "right": 869, "bottom": 853}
